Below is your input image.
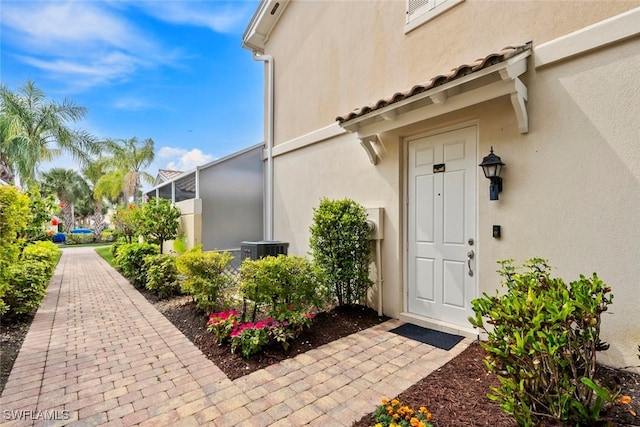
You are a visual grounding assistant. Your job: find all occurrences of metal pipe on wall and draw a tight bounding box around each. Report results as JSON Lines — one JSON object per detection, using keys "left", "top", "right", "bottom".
{"left": 253, "top": 53, "right": 274, "bottom": 241}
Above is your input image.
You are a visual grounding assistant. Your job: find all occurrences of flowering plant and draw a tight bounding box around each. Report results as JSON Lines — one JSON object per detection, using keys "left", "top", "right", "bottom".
{"left": 207, "top": 305, "right": 317, "bottom": 357}
{"left": 272, "top": 304, "right": 315, "bottom": 336}
{"left": 371, "top": 398, "right": 433, "bottom": 427}
{"left": 207, "top": 310, "right": 239, "bottom": 343}
{"left": 230, "top": 320, "right": 271, "bottom": 357}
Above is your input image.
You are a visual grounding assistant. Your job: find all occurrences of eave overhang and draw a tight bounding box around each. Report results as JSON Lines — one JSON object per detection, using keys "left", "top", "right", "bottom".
{"left": 242, "top": 0, "right": 289, "bottom": 53}
{"left": 337, "top": 43, "right": 531, "bottom": 163}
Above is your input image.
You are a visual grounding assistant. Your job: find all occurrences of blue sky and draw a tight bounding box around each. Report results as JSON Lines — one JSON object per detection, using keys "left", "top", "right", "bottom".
{"left": 1, "top": 0, "right": 263, "bottom": 183}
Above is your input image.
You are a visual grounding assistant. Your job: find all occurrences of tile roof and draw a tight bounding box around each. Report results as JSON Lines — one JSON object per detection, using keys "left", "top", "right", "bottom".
{"left": 157, "top": 169, "right": 184, "bottom": 182}
{"left": 336, "top": 42, "right": 532, "bottom": 124}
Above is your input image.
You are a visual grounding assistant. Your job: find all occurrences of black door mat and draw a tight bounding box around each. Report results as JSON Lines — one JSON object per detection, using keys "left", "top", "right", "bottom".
{"left": 389, "top": 323, "right": 464, "bottom": 351}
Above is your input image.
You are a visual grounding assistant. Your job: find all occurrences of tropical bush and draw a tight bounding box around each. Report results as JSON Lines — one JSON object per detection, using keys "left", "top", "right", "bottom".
{"left": 115, "top": 242, "right": 159, "bottom": 287}
{"left": 175, "top": 247, "right": 232, "bottom": 312}
{"left": 4, "top": 261, "right": 50, "bottom": 316}
{"left": 21, "top": 241, "right": 60, "bottom": 275}
{"left": 309, "top": 197, "right": 373, "bottom": 306}
{"left": 138, "top": 197, "right": 181, "bottom": 254}
{"left": 469, "top": 258, "right": 615, "bottom": 426}
{"left": 0, "top": 186, "right": 29, "bottom": 315}
{"left": 110, "top": 238, "right": 126, "bottom": 258}
{"left": 66, "top": 232, "right": 95, "bottom": 245}
{"left": 143, "top": 254, "right": 181, "bottom": 298}
{"left": 20, "top": 185, "right": 55, "bottom": 243}
{"left": 239, "top": 254, "right": 328, "bottom": 321}
{"left": 4, "top": 241, "right": 60, "bottom": 316}
{"left": 100, "top": 229, "right": 115, "bottom": 242}
{"left": 112, "top": 204, "right": 142, "bottom": 243}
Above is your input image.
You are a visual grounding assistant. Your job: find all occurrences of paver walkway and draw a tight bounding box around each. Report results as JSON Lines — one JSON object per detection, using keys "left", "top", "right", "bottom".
{"left": 0, "top": 246, "right": 472, "bottom": 427}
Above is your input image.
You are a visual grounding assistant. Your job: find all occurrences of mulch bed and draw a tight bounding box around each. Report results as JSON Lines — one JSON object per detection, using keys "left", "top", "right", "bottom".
{"left": 149, "top": 292, "right": 640, "bottom": 426}
{"left": 0, "top": 313, "right": 35, "bottom": 396}
{"left": 2, "top": 285, "right": 639, "bottom": 427}
{"left": 149, "top": 293, "right": 389, "bottom": 380}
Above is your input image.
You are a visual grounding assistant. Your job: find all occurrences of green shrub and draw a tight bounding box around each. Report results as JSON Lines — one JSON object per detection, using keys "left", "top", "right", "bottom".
{"left": 138, "top": 198, "right": 181, "bottom": 254}
{"left": 0, "top": 186, "right": 29, "bottom": 316}
{"left": 115, "top": 242, "right": 159, "bottom": 287}
{"left": 175, "top": 247, "right": 232, "bottom": 312}
{"left": 21, "top": 241, "right": 60, "bottom": 275}
{"left": 144, "top": 254, "right": 181, "bottom": 298}
{"left": 100, "top": 229, "right": 115, "bottom": 242}
{"left": 112, "top": 204, "right": 142, "bottom": 243}
{"left": 66, "top": 232, "right": 94, "bottom": 245}
{"left": 4, "top": 261, "right": 49, "bottom": 316}
{"left": 469, "top": 258, "right": 615, "bottom": 426}
{"left": 110, "top": 239, "right": 128, "bottom": 259}
{"left": 309, "top": 198, "right": 373, "bottom": 306}
{"left": 239, "top": 254, "right": 328, "bottom": 321}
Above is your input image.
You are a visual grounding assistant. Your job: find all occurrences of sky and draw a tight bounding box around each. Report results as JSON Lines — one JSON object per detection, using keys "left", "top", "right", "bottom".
{"left": 1, "top": 0, "right": 264, "bottom": 187}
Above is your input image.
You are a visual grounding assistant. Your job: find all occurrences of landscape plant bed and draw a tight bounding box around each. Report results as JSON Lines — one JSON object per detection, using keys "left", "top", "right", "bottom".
{"left": 0, "top": 313, "right": 35, "bottom": 395}
{"left": 351, "top": 341, "right": 640, "bottom": 427}
{"left": 3, "top": 289, "right": 639, "bottom": 427}
{"left": 147, "top": 292, "right": 389, "bottom": 380}
{"left": 147, "top": 292, "right": 640, "bottom": 426}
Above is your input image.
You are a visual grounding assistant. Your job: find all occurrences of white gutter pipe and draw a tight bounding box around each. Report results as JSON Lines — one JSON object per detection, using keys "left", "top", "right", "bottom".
{"left": 253, "top": 53, "right": 274, "bottom": 241}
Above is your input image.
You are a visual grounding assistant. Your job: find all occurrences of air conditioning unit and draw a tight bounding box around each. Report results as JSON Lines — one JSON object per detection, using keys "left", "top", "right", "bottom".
{"left": 240, "top": 241, "right": 289, "bottom": 262}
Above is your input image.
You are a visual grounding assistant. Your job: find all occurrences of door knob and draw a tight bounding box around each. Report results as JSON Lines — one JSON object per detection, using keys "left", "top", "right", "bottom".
{"left": 467, "top": 250, "right": 475, "bottom": 276}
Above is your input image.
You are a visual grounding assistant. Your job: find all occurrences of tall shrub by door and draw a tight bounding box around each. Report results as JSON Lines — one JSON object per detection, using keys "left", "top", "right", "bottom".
{"left": 309, "top": 198, "right": 372, "bottom": 306}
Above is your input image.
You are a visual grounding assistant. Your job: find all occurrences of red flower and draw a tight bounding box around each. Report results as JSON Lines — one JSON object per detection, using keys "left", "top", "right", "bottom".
{"left": 59, "top": 203, "right": 65, "bottom": 209}
{"left": 51, "top": 219, "right": 59, "bottom": 226}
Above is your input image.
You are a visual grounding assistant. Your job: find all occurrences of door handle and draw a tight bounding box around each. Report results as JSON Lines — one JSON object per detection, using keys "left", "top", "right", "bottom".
{"left": 467, "top": 250, "right": 475, "bottom": 277}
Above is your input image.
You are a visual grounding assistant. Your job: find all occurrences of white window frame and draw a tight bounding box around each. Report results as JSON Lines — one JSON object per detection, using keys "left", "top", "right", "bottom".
{"left": 405, "top": 0, "right": 464, "bottom": 34}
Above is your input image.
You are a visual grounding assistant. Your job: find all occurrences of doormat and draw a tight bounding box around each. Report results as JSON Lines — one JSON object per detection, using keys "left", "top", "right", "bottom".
{"left": 389, "top": 323, "right": 464, "bottom": 351}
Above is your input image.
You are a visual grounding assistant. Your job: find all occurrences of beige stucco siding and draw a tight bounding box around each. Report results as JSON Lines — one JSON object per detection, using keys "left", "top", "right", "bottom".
{"left": 256, "top": 1, "right": 640, "bottom": 371}
{"left": 272, "top": 132, "right": 404, "bottom": 318}
{"left": 265, "top": 0, "right": 639, "bottom": 143}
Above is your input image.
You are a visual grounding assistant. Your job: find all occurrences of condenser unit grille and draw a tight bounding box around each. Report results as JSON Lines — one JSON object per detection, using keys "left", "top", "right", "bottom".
{"left": 240, "top": 241, "right": 289, "bottom": 262}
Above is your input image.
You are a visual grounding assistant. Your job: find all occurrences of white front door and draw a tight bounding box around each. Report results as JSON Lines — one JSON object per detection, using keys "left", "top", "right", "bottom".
{"left": 407, "top": 126, "right": 476, "bottom": 328}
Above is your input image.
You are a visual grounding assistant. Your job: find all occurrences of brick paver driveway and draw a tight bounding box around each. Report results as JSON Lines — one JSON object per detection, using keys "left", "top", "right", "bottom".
{"left": 0, "top": 246, "right": 471, "bottom": 426}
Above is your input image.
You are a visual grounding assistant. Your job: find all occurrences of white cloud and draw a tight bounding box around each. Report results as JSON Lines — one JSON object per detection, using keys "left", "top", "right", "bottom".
{"left": 1, "top": 2, "right": 155, "bottom": 55}
{"left": 158, "top": 146, "right": 214, "bottom": 171}
{"left": 132, "top": 1, "right": 254, "bottom": 34}
{"left": 1, "top": 1, "right": 174, "bottom": 91}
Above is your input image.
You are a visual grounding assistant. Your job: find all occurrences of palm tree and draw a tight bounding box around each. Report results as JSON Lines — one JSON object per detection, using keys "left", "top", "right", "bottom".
{"left": 0, "top": 80, "right": 100, "bottom": 183}
{"left": 40, "top": 168, "right": 90, "bottom": 232}
{"left": 83, "top": 159, "right": 111, "bottom": 237}
{"left": 103, "top": 137, "right": 155, "bottom": 203}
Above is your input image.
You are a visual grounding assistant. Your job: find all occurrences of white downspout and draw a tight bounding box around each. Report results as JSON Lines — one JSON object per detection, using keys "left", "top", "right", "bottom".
{"left": 253, "top": 53, "right": 274, "bottom": 241}
{"left": 376, "top": 238, "right": 383, "bottom": 317}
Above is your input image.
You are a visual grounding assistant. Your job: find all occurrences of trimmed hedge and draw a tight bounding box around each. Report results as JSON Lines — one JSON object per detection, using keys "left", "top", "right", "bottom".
{"left": 176, "top": 247, "right": 232, "bottom": 312}
{"left": 144, "top": 254, "right": 181, "bottom": 298}
{"left": 115, "top": 242, "right": 159, "bottom": 288}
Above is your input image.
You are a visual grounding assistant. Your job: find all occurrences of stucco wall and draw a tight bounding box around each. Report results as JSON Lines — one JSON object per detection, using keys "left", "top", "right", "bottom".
{"left": 272, "top": 132, "right": 403, "bottom": 321}
{"left": 258, "top": 1, "right": 640, "bottom": 371}
{"left": 265, "top": 0, "right": 639, "bottom": 143}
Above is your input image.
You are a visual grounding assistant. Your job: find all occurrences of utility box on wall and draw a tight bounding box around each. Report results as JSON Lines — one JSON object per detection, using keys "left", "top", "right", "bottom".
{"left": 366, "top": 207, "right": 384, "bottom": 240}
{"left": 240, "top": 241, "right": 289, "bottom": 262}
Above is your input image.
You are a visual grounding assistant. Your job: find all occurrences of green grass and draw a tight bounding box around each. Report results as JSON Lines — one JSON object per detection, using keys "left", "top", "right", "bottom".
{"left": 95, "top": 246, "right": 118, "bottom": 270}
{"left": 58, "top": 241, "right": 112, "bottom": 248}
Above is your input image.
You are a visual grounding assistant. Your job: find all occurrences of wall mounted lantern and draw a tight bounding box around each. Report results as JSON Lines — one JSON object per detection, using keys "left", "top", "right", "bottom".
{"left": 479, "top": 147, "right": 504, "bottom": 201}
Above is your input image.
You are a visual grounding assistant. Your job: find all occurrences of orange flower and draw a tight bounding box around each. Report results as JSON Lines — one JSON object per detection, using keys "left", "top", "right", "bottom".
{"left": 617, "top": 395, "right": 632, "bottom": 405}
{"left": 381, "top": 398, "right": 389, "bottom": 405}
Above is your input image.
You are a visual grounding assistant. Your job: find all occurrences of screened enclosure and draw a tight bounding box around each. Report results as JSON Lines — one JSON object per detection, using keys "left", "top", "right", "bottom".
{"left": 146, "top": 144, "right": 264, "bottom": 259}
